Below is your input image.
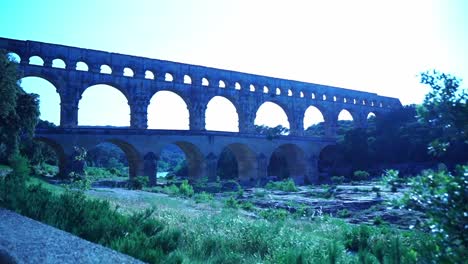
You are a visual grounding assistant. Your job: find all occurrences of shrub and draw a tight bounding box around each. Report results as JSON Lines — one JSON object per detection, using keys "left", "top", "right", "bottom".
{"left": 178, "top": 180, "right": 194, "bottom": 197}
{"left": 224, "top": 196, "right": 239, "bottom": 209}
{"left": 402, "top": 166, "right": 467, "bottom": 262}
{"left": 337, "top": 209, "right": 351, "bottom": 218}
{"left": 240, "top": 201, "right": 254, "bottom": 211}
{"left": 193, "top": 192, "right": 213, "bottom": 203}
{"left": 127, "top": 176, "right": 148, "bottom": 190}
{"left": 331, "top": 175, "right": 345, "bottom": 185}
{"left": 353, "top": 170, "right": 370, "bottom": 181}
{"left": 259, "top": 208, "right": 289, "bottom": 221}
{"left": 382, "top": 169, "right": 402, "bottom": 192}
{"left": 265, "top": 179, "right": 298, "bottom": 192}
{"left": 163, "top": 184, "right": 180, "bottom": 196}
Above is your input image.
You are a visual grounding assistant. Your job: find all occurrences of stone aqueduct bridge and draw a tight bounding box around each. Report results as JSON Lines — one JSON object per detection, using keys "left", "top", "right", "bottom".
{"left": 0, "top": 37, "right": 401, "bottom": 185}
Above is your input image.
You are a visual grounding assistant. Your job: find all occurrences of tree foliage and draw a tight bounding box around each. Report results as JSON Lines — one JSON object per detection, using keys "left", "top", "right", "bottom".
{"left": 417, "top": 70, "right": 468, "bottom": 155}
{"left": 0, "top": 50, "right": 39, "bottom": 162}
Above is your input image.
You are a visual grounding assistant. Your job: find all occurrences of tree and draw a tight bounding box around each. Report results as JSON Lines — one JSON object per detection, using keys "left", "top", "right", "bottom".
{"left": 417, "top": 70, "right": 468, "bottom": 156}
{"left": 0, "top": 50, "right": 40, "bottom": 162}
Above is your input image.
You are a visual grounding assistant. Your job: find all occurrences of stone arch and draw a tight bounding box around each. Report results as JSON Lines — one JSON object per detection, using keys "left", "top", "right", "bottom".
{"left": 337, "top": 109, "right": 355, "bottom": 121}
{"left": 184, "top": 74, "right": 192, "bottom": 84}
{"left": 165, "top": 72, "right": 174, "bottom": 82}
{"left": 172, "top": 141, "right": 205, "bottom": 180}
{"left": 6, "top": 52, "right": 21, "bottom": 63}
{"left": 303, "top": 105, "right": 325, "bottom": 132}
{"left": 123, "top": 67, "right": 134, "bottom": 77}
{"left": 275, "top": 88, "right": 281, "bottom": 95}
{"left": 268, "top": 144, "right": 307, "bottom": 184}
{"left": 249, "top": 84, "right": 256, "bottom": 92}
{"left": 78, "top": 84, "right": 130, "bottom": 126}
{"left": 147, "top": 90, "right": 189, "bottom": 129}
{"left": 76, "top": 61, "right": 89, "bottom": 71}
{"left": 98, "top": 139, "right": 141, "bottom": 178}
{"left": 254, "top": 101, "right": 291, "bottom": 130}
{"left": 100, "top": 64, "right": 112, "bottom": 74}
{"left": 205, "top": 96, "right": 239, "bottom": 132}
{"left": 217, "top": 143, "right": 257, "bottom": 185}
{"left": 20, "top": 76, "right": 61, "bottom": 125}
{"left": 317, "top": 144, "right": 346, "bottom": 180}
{"left": 145, "top": 70, "right": 155, "bottom": 79}
{"left": 29, "top": 55, "right": 44, "bottom": 66}
{"left": 202, "top": 77, "right": 209, "bottom": 86}
{"left": 33, "top": 137, "right": 67, "bottom": 178}
{"left": 52, "top": 58, "right": 66, "bottom": 68}
{"left": 219, "top": 80, "right": 226, "bottom": 88}
{"left": 263, "top": 86, "right": 269, "bottom": 94}
{"left": 234, "top": 82, "right": 241, "bottom": 90}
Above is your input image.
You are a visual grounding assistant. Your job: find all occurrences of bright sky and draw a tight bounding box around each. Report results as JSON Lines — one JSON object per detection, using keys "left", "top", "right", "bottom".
{"left": 1, "top": 0, "right": 467, "bottom": 130}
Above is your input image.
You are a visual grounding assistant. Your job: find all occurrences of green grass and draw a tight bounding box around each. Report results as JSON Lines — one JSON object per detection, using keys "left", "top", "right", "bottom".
{"left": 26, "top": 176, "right": 64, "bottom": 194}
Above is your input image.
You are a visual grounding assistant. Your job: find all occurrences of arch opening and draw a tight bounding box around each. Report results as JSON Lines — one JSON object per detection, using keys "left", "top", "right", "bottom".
{"left": 287, "top": 89, "right": 292, "bottom": 96}
{"left": 205, "top": 96, "right": 239, "bottom": 132}
{"left": 219, "top": 80, "right": 226, "bottom": 88}
{"left": 26, "top": 138, "right": 61, "bottom": 178}
{"left": 263, "top": 86, "right": 269, "bottom": 94}
{"left": 276, "top": 88, "right": 281, "bottom": 95}
{"left": 337, "top": 109, "right": 354, "bottom": 134}
{"left": 29, "top": 56, "right": 44, "bottom": 66}
{"left": 202, "top": 78, "right": 209, "bottom": 86}
{"left": 318, "top": 144, "right": 346, "bottom": 181}
{"left": 147, "top": 91, "right": 189, "bottom": 130}
{"left": 300, "top": 91, "right": 304, "bottom": 98}
{"left": 268, "top": 144, "right": 307, "bottom": 183}
{"left": 217, "top": 143, "right": 257, "bottom": 184}
{"left": 123, "top": 67, "right": 134, "bottom": 77}
{"left": 86, "top": 142, "right": 130, "bottom": 180}
{"left": 254, "top": 102, "right": 290, "bottom": 134}
{"left": 6, "top": 52, "right": 20, "bottom": 63}
{"left": 249, "top": 84, "right": 255, "bottom": 92}
{"left": 100, "top": 65, "right": 112, "bottom": 74}
{"left": 78, "top": 84, "right": 130, "bottom": 126}
{"left": 158, "top": 142, "right": 205, "bottom": 181}
{"left": 165, "top": 73, "right": 173, "bottom": 82}
{"left": 20, "top": 76, "right": 61, "bottom": 125}
{"left": 235, "top": 82, "right": 241, "bottom": 90}
{"left": 304, "top": 106, "right": 325, "bottom": 135}
{"left": 76, "top": 61, "right": 89, "bottom": 71}
{"left": 52, "top": 59, "right": 66, "bottom": 69}
{"left": 145, "top": 70, "right": 155, "bottom": 79}
{"left": 184, "top": 75, "right": 192, "bottom": 84}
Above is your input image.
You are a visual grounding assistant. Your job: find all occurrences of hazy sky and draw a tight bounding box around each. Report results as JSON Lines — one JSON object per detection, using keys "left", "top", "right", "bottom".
{"left": 1, "top": 0, "right": 467, "bottom": 129}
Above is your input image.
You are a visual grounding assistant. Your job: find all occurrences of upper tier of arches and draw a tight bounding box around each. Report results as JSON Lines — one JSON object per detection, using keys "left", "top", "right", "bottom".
{"left": 1, "top": 38, "right": 401, "bottom": 110}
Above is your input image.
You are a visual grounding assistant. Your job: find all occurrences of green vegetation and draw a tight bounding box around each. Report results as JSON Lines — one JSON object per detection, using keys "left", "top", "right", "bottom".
{"left": 402, "top": 166, "right": 467, "bottom": 263}
{"left": 331, "top": 175, "right": 345, "bottom": 185}
{"left": 353, "top": 170, "right": 370, "bottom": 181}
{"left": 265, "top": 179, "right": 298, "bottom": 192}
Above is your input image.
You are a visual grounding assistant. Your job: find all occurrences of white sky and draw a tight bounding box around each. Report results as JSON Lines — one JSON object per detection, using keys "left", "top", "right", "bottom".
{"left": 3, "top": 0, "right": 467, "bottom": 130}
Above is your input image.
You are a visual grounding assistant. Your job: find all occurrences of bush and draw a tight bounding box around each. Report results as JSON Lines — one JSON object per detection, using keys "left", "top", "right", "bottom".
{"left": 259, "top": 208, "right": 289, "bottom": 221}
{"left": 402, "top": 166, "right": 467, "bottom": 262}
{"left": 331, "top": 175, "right": 345, "bottom": 185}
{"left": 224, "top": 196, "right": 239, "bottom": 209}
{"left": 239, "top": 201, "right": 254, "bottom": 211}
{"left": 1, "top": 177, "right": 181, "bottom": 263}
{"left": 382, "top": 169, "right": 402, "bottom": 192}
{"left": 193, "top": 192, "right": 213, "bottom": 203}
{"left": 127, "top": 176, "right": 148, "bottom": 190}
{"left": 265, "top": 179, "right": 298, "bottom": 192}
{"left": 337, "top": 209, "right": 351, "bottom": 218}
{"left": 178, "top": 180, "right": 194, "bottom": 197}
{"left": 353, "top": 170, "right": 370, "bottom": 181}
